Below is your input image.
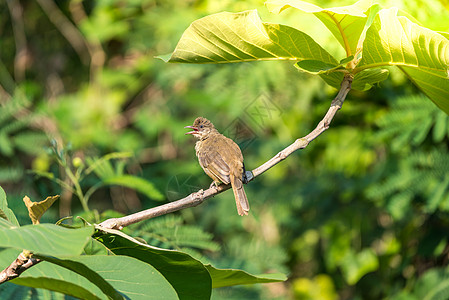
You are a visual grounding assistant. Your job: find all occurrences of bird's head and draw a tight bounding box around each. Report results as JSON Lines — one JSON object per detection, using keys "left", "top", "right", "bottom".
{"left": 185, "top": 117, "right": 216, "bottom": 139}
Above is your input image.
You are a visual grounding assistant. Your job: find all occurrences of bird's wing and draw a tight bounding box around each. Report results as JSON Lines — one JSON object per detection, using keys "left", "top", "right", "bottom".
{"left": 224, "top": 136, "right": 243, "bottom": 162}
{"left": 198, "top": 144, "right": 231, "bottom": 185}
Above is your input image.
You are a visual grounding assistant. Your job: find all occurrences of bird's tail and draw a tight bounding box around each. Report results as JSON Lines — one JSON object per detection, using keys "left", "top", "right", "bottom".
{"left": 230, "top": 173, "right": 249, "bottom": 216}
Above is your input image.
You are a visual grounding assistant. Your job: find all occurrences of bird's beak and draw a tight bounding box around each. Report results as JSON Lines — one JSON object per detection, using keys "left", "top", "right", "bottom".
{"left": 184, "top": 125, "right": 198, "bottom": 135}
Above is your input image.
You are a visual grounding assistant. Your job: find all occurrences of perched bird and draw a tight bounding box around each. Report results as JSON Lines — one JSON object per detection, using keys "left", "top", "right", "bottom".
{"left": 185, "top": 117, "right": 249, "bottom": 216}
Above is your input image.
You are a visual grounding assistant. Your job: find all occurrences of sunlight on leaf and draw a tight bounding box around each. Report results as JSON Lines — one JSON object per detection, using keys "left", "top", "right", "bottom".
{"left": 23, "top": 195, "right": 59, "bottom": 225}
{"left": 358, "top": 8, "right": 449, "bottom": 113}
{"left": 161, "top": 10, "right": 338, "bottom": 66}
{"left": 266, "top": 0, "right": 372, "bottom": 56}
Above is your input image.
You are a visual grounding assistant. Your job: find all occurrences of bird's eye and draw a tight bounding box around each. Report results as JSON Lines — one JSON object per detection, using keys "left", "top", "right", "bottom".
{"left": 200, "top": 125, "right": 204, "bottom": 128}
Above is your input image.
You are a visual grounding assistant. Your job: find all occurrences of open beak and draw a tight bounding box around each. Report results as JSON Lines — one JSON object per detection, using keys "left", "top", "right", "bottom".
{"left": 184, "top": 125, "right": 198, "bottom": 135}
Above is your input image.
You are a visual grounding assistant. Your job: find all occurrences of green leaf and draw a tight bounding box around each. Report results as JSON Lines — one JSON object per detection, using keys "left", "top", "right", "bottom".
{"left": 319, "top": 68, "right": 389, "bottom": 91}
{"left": 161, "top": 10, "right": 338, "bottom": 66}
{"left": 205, "top": 265, "right": 287, "bottom": 288}
{"left": 35, "top": 255, "right": 179, "bottom": 300}
{"left": 0, "top": 186, "right": 20, "bottom": 227}
{"left": 294, "top": 60, "right": 343, "bottom": 74}
{"left": 266, "top": 0, "right": 374, "bottom": 55}
{"left": 352, "top": 68, "right": 389, "bottom": 91}
{"left": 102, "top": 175, "right": 164, "bottom": 201}
{"left": 0, "top": 248, "right": 106, "bottom": 300}
{"left": 400, "top": 66, "right": 449, "bottom": 115}
{"left": 358, "top": 8, "right": 449, "bottom": 114}
{"left": 0, "top": 217, "right": 16, "bottom": 229}
{"left": 94, "top": 227, "right": 212, "bottom": 300}
{"left": 0, "top": 224, "right": 93, "bottom": 256}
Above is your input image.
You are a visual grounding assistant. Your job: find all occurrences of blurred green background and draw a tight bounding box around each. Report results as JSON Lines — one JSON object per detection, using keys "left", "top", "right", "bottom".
{"left": 1, "top": 0, "right": 449, "bottom": 299}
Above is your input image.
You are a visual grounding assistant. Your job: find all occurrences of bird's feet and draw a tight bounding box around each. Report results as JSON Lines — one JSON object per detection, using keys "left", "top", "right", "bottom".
{"left": 209, "top": 181, "right": 220, "bottom": 190}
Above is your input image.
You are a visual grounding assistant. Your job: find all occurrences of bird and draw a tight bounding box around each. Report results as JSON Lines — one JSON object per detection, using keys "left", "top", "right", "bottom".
{"left": 185, "top": 117, "right": 249, "bottom": 216}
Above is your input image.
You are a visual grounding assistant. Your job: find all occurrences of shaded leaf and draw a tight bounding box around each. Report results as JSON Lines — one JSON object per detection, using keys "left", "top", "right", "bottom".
{"left": 205, "top": 264, "right": 287, "bottom": 288}
{"left": 0, "top": 186, "right": 20, "bottom": 227}
{"left": 94, "top": 226, "right": 211, "bottom": 300}
{"left": 23, "top": 195, "right": 59, "bottom": 225}
{"left": 33, "top": 255, "right": 125, "bottom": 300}
{"left": 0, "top": 248, "right": 106, "bottom": 300}
{"left": 0, "top": 224, "right": 93, "bottom": 256}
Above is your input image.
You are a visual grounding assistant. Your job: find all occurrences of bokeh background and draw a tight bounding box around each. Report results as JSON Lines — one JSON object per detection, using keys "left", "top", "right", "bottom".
{"left": 1, "top": 0, "right": 449, "bottom": 299}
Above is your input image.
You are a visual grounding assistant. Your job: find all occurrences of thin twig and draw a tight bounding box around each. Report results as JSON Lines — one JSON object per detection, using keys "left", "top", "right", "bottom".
{"left": 99, "top": 73, "right": 353, "bottom": 230}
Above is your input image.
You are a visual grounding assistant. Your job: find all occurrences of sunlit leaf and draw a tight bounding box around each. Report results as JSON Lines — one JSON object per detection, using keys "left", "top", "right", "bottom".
{"left": 266, "top": 0, "right": 373, "bottom": 55}
{"left": 358, "top": 8, "right": 449, "bottom": 114}
{"left": 23, "top": 195, "right": 59, "bottom": 225}
{"left": 161, "top": 10, "right": 338, "bottom": 66}
{"left": 294, "top": 60, "right": 343, "bottom": 74}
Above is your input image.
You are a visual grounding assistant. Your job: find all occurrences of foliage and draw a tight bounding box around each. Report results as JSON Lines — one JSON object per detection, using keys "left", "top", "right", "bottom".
{"left": 164, "top": 1, "right": 449, "bottom": 112}
{"left": 31, "top": 142, "right": 163, "bottom": 214}
{"left": 0, "top": 187, "right": 285, "bottom": 299}
{"left": 0, "top": 91, "right": 47, "bottom": 182}
{"left": 0, "top": 0, "right": 449, "bottom": 299}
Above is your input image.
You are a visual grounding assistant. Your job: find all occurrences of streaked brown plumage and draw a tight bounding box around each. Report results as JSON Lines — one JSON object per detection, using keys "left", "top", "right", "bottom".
{"left": 185, "top": 117, "right": 249, "bottom": 216}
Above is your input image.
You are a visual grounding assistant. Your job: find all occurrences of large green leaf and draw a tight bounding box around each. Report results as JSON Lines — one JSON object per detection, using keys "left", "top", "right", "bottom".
{"left": 0, "top": 224, "right": 93, "bottom": 256}
{"left": 0, "top": 186, "right": 20, "bottom": 227}
{"left": 94, "top": 227, "right": 212, "bottom": 300}
{"left": 33, "top": 255, "right": 122, "bottom": 300}
{"left": 205, "top": 265, "right": 287, "bottom": 288}
{"left": 162, "top": 10, "right": 338, "bottom": 66}
{"left": 266, "top": 0, "right": 373, "bottom": 56}
{"left": 0, "top": 248, "right": 106, "bottom": 300}
{"left": 35, "top": 255, "right": 179, "bottom": 300}
{"left": 358, "top": 8, "right": 449, "bottom": 113}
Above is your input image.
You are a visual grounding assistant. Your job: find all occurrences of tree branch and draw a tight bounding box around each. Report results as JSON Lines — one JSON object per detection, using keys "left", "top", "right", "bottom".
{"left": 99, "top": 73, "right": 353, "bottom": 230}
{"left": 0, "top": 74, "right": 352, "bottom": 285}
{"left": 0, "top": 251, "right": 41, "bottom": 284}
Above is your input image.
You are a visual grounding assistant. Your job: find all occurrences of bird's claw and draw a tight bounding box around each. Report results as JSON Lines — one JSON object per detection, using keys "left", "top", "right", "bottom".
{"left": 209, "top": 181, "right": 219, "bottom": 190}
